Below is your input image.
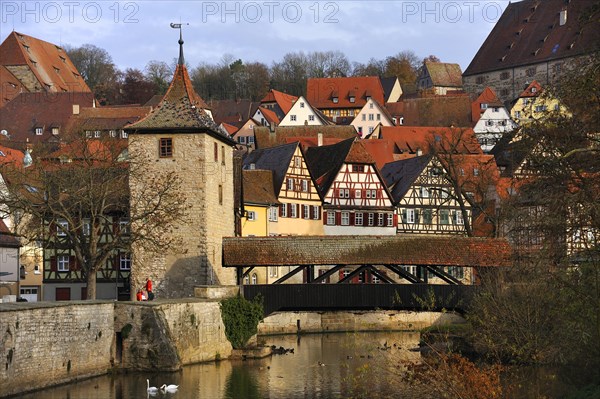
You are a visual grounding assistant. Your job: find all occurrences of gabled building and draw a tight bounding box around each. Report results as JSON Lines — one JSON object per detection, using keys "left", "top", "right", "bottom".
{"left": 417, "top": 61, "right": 464, "bottom": 94}
{"left": 0, "top": 31, "right": 91, "bottom": 107}
{"left": 242, "top": 142, "right": 323, "bottom": 237}
{"left": 70, "top": 105, "right": 152, "bottom": 141}
{"left": 380, "top": 76, "right": 402, "bottom": 103}
{"left": 126, "top": 35, "right": 237, "bottom": 296}
{"left": 306, "top": 76, "right": 385, "bottom": 122}
{"left": 232, "top": 118, "right": 259, "bottom": 149}
{"left": 252, "top": 106, "right": 280, "bottom": 127}
{"left": 351, "top": 98, "right": 394, "bottom": 137}
{"left": 472, "top": 88, "right": 516, "bottom": 152}
{"left": 207, "top": 99, "right": 260, "bottom": 129}
{"left": 279, "top": 96, "right": 333, "bottom": 126}
{"left": 463, "top": 0, "right": 600, "bottom": 103}
{"left": 305, "top": 138, "right": 396, "bottom": 236}
{"left": 259, "top": 89, "right": 298, "bottom": 121}
{"left": 0, "top": 218, "right": 21, "bottom": 300}
{"left": 384, "top": 93, "right": 473, "bottom": 128}
{"left": 510, "top": 80, "right": 568, "bottom": 124}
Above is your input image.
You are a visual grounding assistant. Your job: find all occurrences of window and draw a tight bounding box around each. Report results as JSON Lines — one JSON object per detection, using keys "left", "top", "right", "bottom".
{"left": 355, "top": 189, "right": 362, "bottom": 199}
{"left": 239, "top": 136, "right": 246, "bottom": 144}
{"left": 447, "top": 266, "right": 464, "bottom": 280}
{"left": 341, "top": 211, "right": 350, "bottom": 225}
{"left": 355, "top": 212, "right": 363, "bottom": 226}
{"left": 369, "top": 102, "right": 374, "bottom": 109}
{"left": 51, "top": 127, "right": 59, "bottom": 135}
{"left": 352, "top": 165, "right": 364, "bottom": 173}
{"left": 290, "top": 203, "right": 297, "bottom": 218}
{"left": 302, "top": 180, "right": 309, "bottom": 192}
{"left": 57, "top": 255, "right": 69, "bottom": 272}
{"left": 121, "top": 130, "right": 128, "bottom": 139}
{"left": 371, "top": 190, "right": 377, "bottom": 198}
{"left": 119, "top": 254, "right": 131, "bottom": 270}
{"left": 332, "top": 97, "right": 338, "bottom": 103}
{"left": 327, "top": 211, "right": 335, "bottom": 225}
{"left": 269, "top": 206, "right": 278, "bottom": 222}
{"left": 94, "top": 130, "right": 101, "bottom": 138}
{"left": 406, "top": 209, "right": 415, "bottom": 224}
{"left": 247, "top": 211, "right": 256, "bottom": 221}
{"left": 300, "top": 102, "right": 305, "bottom": 108}
{"left": 387, "top": 213, "right": 394, "bottom": 226}
{"left": 35, "top": 127, "right": 43, "bottom": 135}
{"left": 159, "top": 138, "right": 173, "bottom": 158}
{"left": 349, "top": 96, "right": 355, "bottom": 103}
{"left": 339, "top": 188, "right": 350, "bottom": 198}
{"left": 287, "top": 178, "right": 294, "bottom": 191}
{"left": 500, "top": 71, "right": 510, "bottom": 80}
{"left": 480, "top": 103, "right": 488, "bottom": 110}
{"left": 218, "top": 185, "right": 223, "bottom": 205}
{"left": 57, "top": 219, "right": 68, "bottom": 236}
{"left": 368, "top": 213, "right": 374, "bottom": 226}
{"left": 420, "top": 187, "right": 429, "bottom": 198}
{"left": 82, "top": 220, "right": 90, "bottom": 236}
{"left": 378, "top": 213, "right": 384, "bottom": 226}
{"left": 455, "top": 210, "right": 464, "bottom": 225}
{"left": 361, "top": 114, "right": 366, "bottom": 121}
{"left": 290, "top": 115, "right": 297, "bottom": 121}
{"left": 248, "top": 136, "right": 255, "bottom": 144}
{"left": 368, "top": 113, "right": 374, "bottom": 121}
{"left": 281, "top": 204, "right": 288, "bottom": 217}
{"left": 358, "top": 127, "right": 363, "bottom": 135}
{"left": 493, "top": 107, "right": 499, "bottom": 113}
{"left": 312, "top": 206, "right": 320, "bottom": 220}
{"left": 119, "top": 219, "right": 130, "bottom": 234}
{"left": 109, "top": 130, "right": 116, "bottom": 138}
{"left": 221, "top": 146, "right": 225, "bottom": 165}
{"left": 514, "top": 111, "right": 521, "bottom": 119}
{"left": 214, "top": 142, "right": 218, "bottom": 162}
{"left": 473, "top": 168, "right": 479, "bottom": 176}
{"left": 251, "top": 274, "right": 257, "bottom": 285}
{"left": 535, "top": 105, "right": 547, "bottom": 112}
{"left": 269, "top": 266, "right": 278, "bottom": 278}
{"left": 440, "top": 210, "right": 450, "bottom": 224}
{"left": 423, "top": 209, "right": 433, "bottom": 224}
{"left": 486, "top": 120, "right": 494, "bottom": 127}
{"left": 303, "top": 205, "right": 310, "bottom": 219}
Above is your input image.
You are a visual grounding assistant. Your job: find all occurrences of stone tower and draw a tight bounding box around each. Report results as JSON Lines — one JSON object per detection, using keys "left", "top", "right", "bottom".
{"left": 126, "top": 32, "right": 237, "bottom": 298}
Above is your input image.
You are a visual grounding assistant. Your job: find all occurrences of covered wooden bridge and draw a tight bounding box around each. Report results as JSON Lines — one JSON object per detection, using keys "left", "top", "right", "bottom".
{"left": 222, "top": 235, "right": 512, "bottom": 315}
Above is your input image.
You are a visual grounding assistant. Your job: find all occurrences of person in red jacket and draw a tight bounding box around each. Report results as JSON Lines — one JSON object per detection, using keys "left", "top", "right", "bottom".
{"left": 136, "top": 289, "right": 143, "bottom": 301}
{"left": 145, "top": 278, "right": 154, "bottom": 300}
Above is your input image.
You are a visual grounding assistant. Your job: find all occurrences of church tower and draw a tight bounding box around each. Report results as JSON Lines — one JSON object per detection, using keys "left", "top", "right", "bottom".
{"left": 126, "top": 30, "right": 237, "bottom": 297}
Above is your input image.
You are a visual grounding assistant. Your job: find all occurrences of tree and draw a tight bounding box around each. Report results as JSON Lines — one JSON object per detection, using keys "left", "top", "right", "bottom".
{"left": 0, "top": 133, "right": 186, "bottom": 299}
{"left": 384, "top": 50, "right": 421, "bottom": 83}
{"left": 121, "top": 68, "right": 157, "bottom": 105}
{"left": 307, "top": 50, "right": 351, "bottom": 78}
{"left": 145, "top": 60, "right": 172, "bottom": 95}
{"left": 66, "top": 44, "right": 121, "bottom": 101}
{"left": 270, "top": 52, "right": 309, "bottom": 95}
{"left": 469, "top": 55, "right": 600, "bottom": 389}
{"left": 352, "top": 58, "right": 386, "bottom": 77}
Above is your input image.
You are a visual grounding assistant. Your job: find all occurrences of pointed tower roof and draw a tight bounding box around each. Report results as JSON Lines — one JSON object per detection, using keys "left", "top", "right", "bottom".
{"left": 126, "top": 35, "right": 233, "bottom": 144}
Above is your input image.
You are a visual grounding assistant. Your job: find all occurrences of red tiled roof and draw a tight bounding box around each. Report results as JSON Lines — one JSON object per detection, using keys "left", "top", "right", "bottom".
{"left": 0, "top": 66, "right": 28, "bottom": 108}
{"left": 380, "top": 126, "right": 483, "bottom": 155}
{"left": 464, "top": 0, "right": 600, "bottom": 76}
{"left": 386, "top": 94, "right": 472, "bottom": 127}
{"left": 208, "top": 99, "right": 260, "bottom": 127}
{"left": 257, "top": 106, "right": 280, "bottom": 125}
{"left": 471, "top": 87, "right": 503, "bottom": 122}
{"left": 0, "top": 91, "right": 96, "bottom": 147}
{"left": 518, "top": 80, "right": 543, "bottom": 98}
{"left": 0, "top": 218, "right": 20, "bottom": 248}
{"left": 361, "top": 139, "right": 396, "bottom": 169}
{"left": 0, "top": 32, "right": 90, "bottom": 98}
{"left": 260, "top": 89, "right": 298, "bottom": 115}
{"left": 254, "top": 125, "right": 357, "bottom": 149}
{"left": 222, "top": 235, "right": 513, "bottom": 267}
{"left": 345, "top": 140, "right": 376, "bottom": 164}
{"left": 220, "top": 122, "right": 239, "bottom": 135}
{"left": 306, "top": 76, "right": 385, "bottom": 109}
{"left": 0, "top": 143, "right": 24, "bottom": 167}
{"left": 283, "top": 137, "right": 345, "bottom": 151}
{"left": 242, "top": 169, "right": 280, "bottom": 205}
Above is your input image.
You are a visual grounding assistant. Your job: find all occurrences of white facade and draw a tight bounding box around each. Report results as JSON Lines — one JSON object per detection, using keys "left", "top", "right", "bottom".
{"left": 279, "top": 96, "right": 325, "bottom": 126}
{"left": 473, "top": 106, "right": 516, "bottom": 152}
{"left": 351, "top": 98, "right": 394, "bottom": 138}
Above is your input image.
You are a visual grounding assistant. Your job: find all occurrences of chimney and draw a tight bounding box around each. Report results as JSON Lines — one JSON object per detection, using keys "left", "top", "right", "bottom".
{"left": 560, "top": 9, "right": 567, "bottom": 26}
{"left": 72, "top": 104, "right": 80, "bottom": 115}
{"left": 317, "top": 132, "right": 323, "bottom": 147}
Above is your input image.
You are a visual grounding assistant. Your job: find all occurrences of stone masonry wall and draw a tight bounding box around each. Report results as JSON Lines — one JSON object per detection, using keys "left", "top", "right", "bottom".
{"left": 0, "top": 302, "right": 115, "bottom": 398}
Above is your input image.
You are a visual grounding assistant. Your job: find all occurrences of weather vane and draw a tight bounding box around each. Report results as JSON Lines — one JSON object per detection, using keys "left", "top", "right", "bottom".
{"left": 170, "top": 22, "right": 189, "bottom": 65}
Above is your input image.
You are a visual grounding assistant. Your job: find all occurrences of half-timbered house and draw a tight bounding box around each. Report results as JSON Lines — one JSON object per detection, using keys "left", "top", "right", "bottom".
{"left": 305, "top": 138, "right": 396, "bottom": 236}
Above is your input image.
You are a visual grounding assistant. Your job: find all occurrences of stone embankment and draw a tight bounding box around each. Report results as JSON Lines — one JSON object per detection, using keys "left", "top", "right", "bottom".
{"left": 0, "top": 289, "right": 465, "bottom": 397}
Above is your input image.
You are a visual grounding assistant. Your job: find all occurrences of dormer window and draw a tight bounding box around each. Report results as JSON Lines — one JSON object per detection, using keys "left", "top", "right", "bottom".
{"left": 35, "top": 127, "right": 43, "bottom": 135}
{"left": 332, "top": 97, "right": 338, "bottom": 104}
{"left": 531, "top": 87, "right": 537, "bottom": 93}
{"left": 94, "top": 130, "right": 101, "bottom": 138}
{"left": 59, "top": 56, "right": 66, "bottom": 63}
{"left": 366, "top": 96, "right": 371, "bottom": 101}
{"left": 51, "top": 127, "right": 59, "bottom": 135}
{"left": 109, "top": 130, "right": 116, "bottom": 137}
{"left": 349, "top": 96, "right": 355, "bottom": 103}
{"left": 121, "top": 130, "right": 128, "bottom": 139}
{"left": 53, "top": 66, "right": 60, "bottom": 74}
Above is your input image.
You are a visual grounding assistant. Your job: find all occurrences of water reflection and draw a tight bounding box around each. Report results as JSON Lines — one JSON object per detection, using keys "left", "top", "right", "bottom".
{"left": 15, "top": 332, "right": 422, "bottom": 399}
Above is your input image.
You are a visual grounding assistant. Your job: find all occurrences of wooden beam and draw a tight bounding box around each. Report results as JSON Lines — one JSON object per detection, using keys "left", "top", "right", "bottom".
{"left": 272, "top": 266, "right": 306, "bottom": 284}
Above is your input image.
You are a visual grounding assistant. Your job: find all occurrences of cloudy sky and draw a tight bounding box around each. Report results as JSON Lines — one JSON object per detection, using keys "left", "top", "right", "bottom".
{"left": 1, "top": 1, "right": 509, "bottom": 71}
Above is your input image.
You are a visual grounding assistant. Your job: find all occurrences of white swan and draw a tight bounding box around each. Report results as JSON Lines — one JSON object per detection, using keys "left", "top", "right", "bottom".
{"left": 161, "top": 383, "right": 179, "bottom": 393}
{"left": 147, "top": 379, "right": 159, "bottom": 394}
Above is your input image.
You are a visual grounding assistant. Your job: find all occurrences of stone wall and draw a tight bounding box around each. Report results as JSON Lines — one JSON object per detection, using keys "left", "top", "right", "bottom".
{"left": 113, "top": 300, "right": 232, "bottom": 371}
{"left": 258, "top": 310, "right": 466, "bottom": 335}
{"left": 0, "top": 302, "right": 115, "bottom": 398}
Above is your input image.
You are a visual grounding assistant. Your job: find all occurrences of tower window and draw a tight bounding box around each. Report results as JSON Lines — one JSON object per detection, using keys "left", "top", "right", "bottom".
{"left": 159, "top": 138, "right": 173, "bottom": 158}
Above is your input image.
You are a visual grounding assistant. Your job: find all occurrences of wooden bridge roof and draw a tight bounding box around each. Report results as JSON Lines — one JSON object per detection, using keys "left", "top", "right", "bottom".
{"left": 223, "top": 235, "right": 512, "bottom": 268}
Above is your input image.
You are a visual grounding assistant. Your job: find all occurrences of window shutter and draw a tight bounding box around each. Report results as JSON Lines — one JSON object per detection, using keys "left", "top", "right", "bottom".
{"left": 335, "top": 211, "right": 341, "bottom": 225}
{"left": 415, "top": 210, "right": 420, "bottom": 223}
{"left": 50, "top": 256, "right": 57, "bottom": 272}
{"left": 451, "top": 211, "right": 456, "bottom": 224}
{"left": 70, "top": 256, "right": 77, "bottom": 271}
{"left": 401, "top": 209, "right": 407, "bottom": 223}
{"left": 350, "top": 213, "right": 355, "bottom": 225}
{"left": 287, "top": 203, "right": 292, "bottom": 217}
{"left": 317, "top": 206, "right": 321, "bottom": 220}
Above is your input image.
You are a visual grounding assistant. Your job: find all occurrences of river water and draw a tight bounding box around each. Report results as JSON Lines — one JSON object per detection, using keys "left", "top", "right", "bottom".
{"left": 14, "top": 332, "right": 571, "bottom": 399}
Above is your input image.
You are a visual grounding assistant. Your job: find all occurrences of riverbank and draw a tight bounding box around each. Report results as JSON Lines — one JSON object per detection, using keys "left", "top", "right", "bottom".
{"left": 0, "top": 300, "right": 466, "bottom": 398}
